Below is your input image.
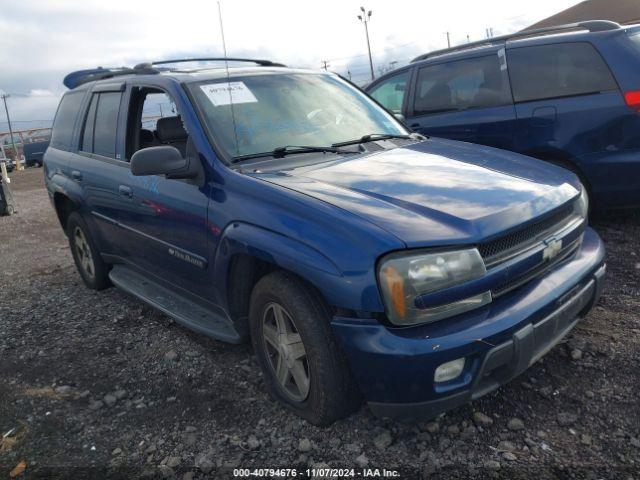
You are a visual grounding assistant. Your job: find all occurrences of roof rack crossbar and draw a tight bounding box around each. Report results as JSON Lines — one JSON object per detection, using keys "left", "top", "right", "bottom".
{"left": 149, "top": 57, "right": 286, "bottom": 68}
{"left": 411, "top": 19, "right": 621, "bottom": 63}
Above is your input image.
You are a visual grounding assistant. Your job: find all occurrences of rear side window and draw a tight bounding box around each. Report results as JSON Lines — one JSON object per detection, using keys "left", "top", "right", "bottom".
{"left": 81, "top": 92, "right": 122, "bottom": 158}
{"left": 81, "top": 95, "right": 98, "bottom": 152}
{"left": 368, "top": 70, "right": 409, "bottom": 114}
{"left": 50, "top": 92, "right": 84, "bottom": 151}
{"left": 413, "top": 55, "right": 511, "bottom": 115}
{"left": 508, "top": 42, "right": 617, "bottom": 103}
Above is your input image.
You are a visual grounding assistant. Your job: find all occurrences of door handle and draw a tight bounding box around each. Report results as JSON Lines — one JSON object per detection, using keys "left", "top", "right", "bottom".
{"left": 71, "top": 170, "right": 83, "bottom": 181}
{"left": 118, "top": 185, "right": 133, "bottom": 198}
{"left": 410, "top": 123, "right": 420, "bottom": 128}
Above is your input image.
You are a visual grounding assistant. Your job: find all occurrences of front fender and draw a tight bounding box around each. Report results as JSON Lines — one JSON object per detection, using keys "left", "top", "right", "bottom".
{"left": 213, "top": 222, "right": 385, "bottom": 312}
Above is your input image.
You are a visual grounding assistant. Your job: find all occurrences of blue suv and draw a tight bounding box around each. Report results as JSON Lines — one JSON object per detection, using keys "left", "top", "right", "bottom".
{"left": 367, "top": 21, "right": 640, "bottom": 209}
{"left": 44, "top": 59, "right": 604, "bottom": 425}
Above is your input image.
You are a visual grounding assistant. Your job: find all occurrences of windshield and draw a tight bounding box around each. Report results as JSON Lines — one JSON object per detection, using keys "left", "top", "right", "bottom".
{"left": 188, "top": 73, "right": 407, "bottom": 159}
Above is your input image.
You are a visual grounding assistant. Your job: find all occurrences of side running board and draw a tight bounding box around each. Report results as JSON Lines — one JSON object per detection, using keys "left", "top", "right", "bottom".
{"left": 109, "top": 265, "right": 242, "bottom": 344}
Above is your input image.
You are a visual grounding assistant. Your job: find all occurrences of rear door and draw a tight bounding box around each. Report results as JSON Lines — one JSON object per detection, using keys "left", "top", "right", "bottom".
{"left": 406, "top": 53, "right": 516, "bottom": 149}
{"left": 507, "top": 42, "right": 624, "bottom": 195}
{"left": 68, "top": 84, "right": 131, "bottom": 257}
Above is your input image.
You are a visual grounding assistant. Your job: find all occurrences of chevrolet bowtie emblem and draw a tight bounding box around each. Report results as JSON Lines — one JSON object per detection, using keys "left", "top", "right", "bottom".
{"left": 542, "top": 237, "right": 562, "bottom": 261}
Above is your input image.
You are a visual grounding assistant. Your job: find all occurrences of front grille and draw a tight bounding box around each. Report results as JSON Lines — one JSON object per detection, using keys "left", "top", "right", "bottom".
{"left": 492, "top": 235, "right": 583, "bottom": 297}
{"left": 479, "top": 203, "right": 575, "bottom": 267}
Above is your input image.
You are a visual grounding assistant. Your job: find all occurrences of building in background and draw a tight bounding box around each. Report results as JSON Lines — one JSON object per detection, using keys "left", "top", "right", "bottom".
{"left": 526, "top": 0, "right": 640, "bottom": 29}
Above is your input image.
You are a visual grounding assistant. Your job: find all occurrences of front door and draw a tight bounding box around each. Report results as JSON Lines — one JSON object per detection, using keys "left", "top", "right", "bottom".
{"left": 115, "top": 85, "right": 211, "bottom": 298}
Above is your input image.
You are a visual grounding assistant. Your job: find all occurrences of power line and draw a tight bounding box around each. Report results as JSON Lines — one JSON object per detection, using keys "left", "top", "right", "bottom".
{"left": 324, "top": 40, "right": 419, "bottom": 65}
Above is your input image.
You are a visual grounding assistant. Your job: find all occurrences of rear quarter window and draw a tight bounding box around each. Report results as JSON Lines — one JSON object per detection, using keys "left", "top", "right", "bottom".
{"left": 507, "top": 42, "right": 618, "bottom": 103}
{"left": 50, "top": 91, "right": 84, "bottom": 151}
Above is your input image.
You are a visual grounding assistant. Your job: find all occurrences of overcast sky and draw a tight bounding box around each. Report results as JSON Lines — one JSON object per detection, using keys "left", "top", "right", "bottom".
{"left": 1, "top": 0, "right": 580, "bottom": 130}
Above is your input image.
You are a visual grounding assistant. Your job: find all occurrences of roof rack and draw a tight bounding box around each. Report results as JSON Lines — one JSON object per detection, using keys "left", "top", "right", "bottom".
{"left": 147, "top": 57, "right": 287, "bottom": 68}
{"left": 411, "top": 20, "right": 621, "bottom": 63}
{"left": 63, "top": 57, "right": 287, "bottom": 89}
{"left": 63, "top": 65, "right": 159, "bottom": 89}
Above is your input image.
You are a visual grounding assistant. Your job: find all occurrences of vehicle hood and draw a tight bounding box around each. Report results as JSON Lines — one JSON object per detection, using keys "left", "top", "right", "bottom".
{"left": 253, "top": 138, "right": 581, "bottom": 247}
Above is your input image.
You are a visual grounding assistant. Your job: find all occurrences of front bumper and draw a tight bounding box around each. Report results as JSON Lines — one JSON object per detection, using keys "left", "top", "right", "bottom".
{"left": 331, "top": 227, "right": 605, "bottom": 420}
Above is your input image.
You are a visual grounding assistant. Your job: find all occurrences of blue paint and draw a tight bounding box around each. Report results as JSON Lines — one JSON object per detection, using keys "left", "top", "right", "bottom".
{"left": 367, "top": 24, "right": 640, "bottom": 208}
{"left": 45, "top": 66, "right": 605, "bottom": 416}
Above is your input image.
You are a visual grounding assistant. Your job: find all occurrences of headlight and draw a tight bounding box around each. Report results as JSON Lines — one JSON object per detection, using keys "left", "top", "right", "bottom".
{"left": 575, "top": 187, "right": 589, "bottom": 219}
{"left": 378, "top": 248, "right": 491, "bottom": 326}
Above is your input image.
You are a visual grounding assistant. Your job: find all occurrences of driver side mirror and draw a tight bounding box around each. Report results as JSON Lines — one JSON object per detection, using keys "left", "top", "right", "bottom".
{"left": 131, "top": 146, "right": 199, "bottom": 181}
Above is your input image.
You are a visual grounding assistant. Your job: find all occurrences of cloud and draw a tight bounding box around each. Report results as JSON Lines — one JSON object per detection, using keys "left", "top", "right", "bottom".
{"left": 29, "top": 89, "right": 56, "bottom": 97}
{"left": 0, "top": 0, "right": 581, "bottom": 126}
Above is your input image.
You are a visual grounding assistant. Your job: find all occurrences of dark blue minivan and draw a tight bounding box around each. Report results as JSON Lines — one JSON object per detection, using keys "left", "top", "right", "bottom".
{"left": 44, "top": 59, "right": 604, "bottom": 425}
{"left": 367, "top": 21, "right": 640, "bottom": 209}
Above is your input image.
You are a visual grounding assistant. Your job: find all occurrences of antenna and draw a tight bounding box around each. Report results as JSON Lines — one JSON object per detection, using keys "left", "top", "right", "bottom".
{"left": 217, "top": 0, "right": 240, "bottom": 156}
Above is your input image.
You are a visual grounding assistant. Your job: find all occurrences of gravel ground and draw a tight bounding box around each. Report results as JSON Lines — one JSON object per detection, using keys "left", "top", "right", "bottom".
{"left": 1, "top": 168, "right": 639, "bottom": 480}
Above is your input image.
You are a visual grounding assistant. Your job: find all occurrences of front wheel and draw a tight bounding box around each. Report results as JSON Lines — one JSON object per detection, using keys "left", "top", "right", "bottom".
{"left": 66, "top": 211, "right": 111, "bottom": 290}
{"left": 249, "top": 271, "right": 361, "bottom": 426}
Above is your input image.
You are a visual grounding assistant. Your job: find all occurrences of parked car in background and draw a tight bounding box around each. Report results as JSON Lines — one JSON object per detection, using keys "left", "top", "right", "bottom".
{"left": 45, "top": 59, "right": 604, "bottom": 425}
{"left": 0, "top": 158, "right": 14, "bottom": 173}
{"left": 367, "top": 20, "right": 640, "bottom": 209}
{"left": 24, "top": 140, "right": 49, "bottom": 167}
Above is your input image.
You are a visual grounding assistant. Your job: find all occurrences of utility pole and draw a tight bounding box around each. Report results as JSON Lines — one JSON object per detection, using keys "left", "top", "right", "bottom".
{"left": 347, "top": 70, "right": 352, "bottom": 81}
{"left": 357, "top": 6, "right": 375, "bottom": 82}
{"left": 446, "top": 32, "right": 451, "bottom": 48}
{"left": 467, "top": 34, "right": 470, "bottom": 43}
{"left": 321, "top": 60, "right": 330, "bottom": 71}
{"left": 1, "top": 93, "right": 21, "bottom": 171}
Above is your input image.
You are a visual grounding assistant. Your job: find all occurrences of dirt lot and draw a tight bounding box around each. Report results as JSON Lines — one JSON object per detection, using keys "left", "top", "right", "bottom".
{"left": 0, "top": 167, "right": 639, "bottom": 480}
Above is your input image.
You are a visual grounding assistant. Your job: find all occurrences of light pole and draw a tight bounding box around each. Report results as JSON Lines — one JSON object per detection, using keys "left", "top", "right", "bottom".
{"left": 357, "top": 7, "right": 375, "bottom": 82}
{"left": 1, "top": 93, "right": 21, "bottom": 170}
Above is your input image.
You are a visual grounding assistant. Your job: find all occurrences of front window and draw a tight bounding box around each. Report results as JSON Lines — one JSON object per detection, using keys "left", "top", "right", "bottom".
{"left": 188, "top": 73, "right": 406, "bottom": 159}
{"left": 368, "top": 70, "right": 409, "bottom": 114}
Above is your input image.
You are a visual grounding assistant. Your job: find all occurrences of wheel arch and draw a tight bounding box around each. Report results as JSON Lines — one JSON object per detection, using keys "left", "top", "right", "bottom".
{"left": 53, "top": 192, "right": 81, "bottom": 234}
{"left": 214, "top": 222, "right": 374, "bottom": 336}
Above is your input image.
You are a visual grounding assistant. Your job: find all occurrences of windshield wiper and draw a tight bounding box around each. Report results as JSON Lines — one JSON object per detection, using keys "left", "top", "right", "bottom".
{"left": 331, "top": 133, "right": 417, "bottom": 147}
{"left": 231, "top": 145, "right": 357, "bottom": 163}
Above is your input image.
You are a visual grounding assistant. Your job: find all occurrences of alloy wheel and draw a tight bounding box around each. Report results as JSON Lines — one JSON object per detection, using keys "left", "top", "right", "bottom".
{"left": 261, "top": 302, "right": 310, "bottom": 402}
{"left": 74, "top": 226, "right": 95, "bottom": 279}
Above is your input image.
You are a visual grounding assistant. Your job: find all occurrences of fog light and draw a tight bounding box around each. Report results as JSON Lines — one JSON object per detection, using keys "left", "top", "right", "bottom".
{"left": 434, "top": 358, "right": 465, "bottom": 383}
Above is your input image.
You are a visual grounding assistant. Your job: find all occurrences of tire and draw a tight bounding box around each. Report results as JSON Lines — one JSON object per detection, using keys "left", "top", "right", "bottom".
{"left": 6, "top": 205, "right": 14, "bottom": 215}
{"left": 249, "top": 271, "right": 361, "bottom": 426}
{"left": 66, "top": 211, "right": 111, "bottom": 290}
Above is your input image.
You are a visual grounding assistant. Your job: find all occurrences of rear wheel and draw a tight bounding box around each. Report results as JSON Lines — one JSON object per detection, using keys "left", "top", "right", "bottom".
{"left": 66, "top": 211, "right": 111, "bottom": 290}
{"left": 249, "top": 271, "right": 361, "bottom": 426}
